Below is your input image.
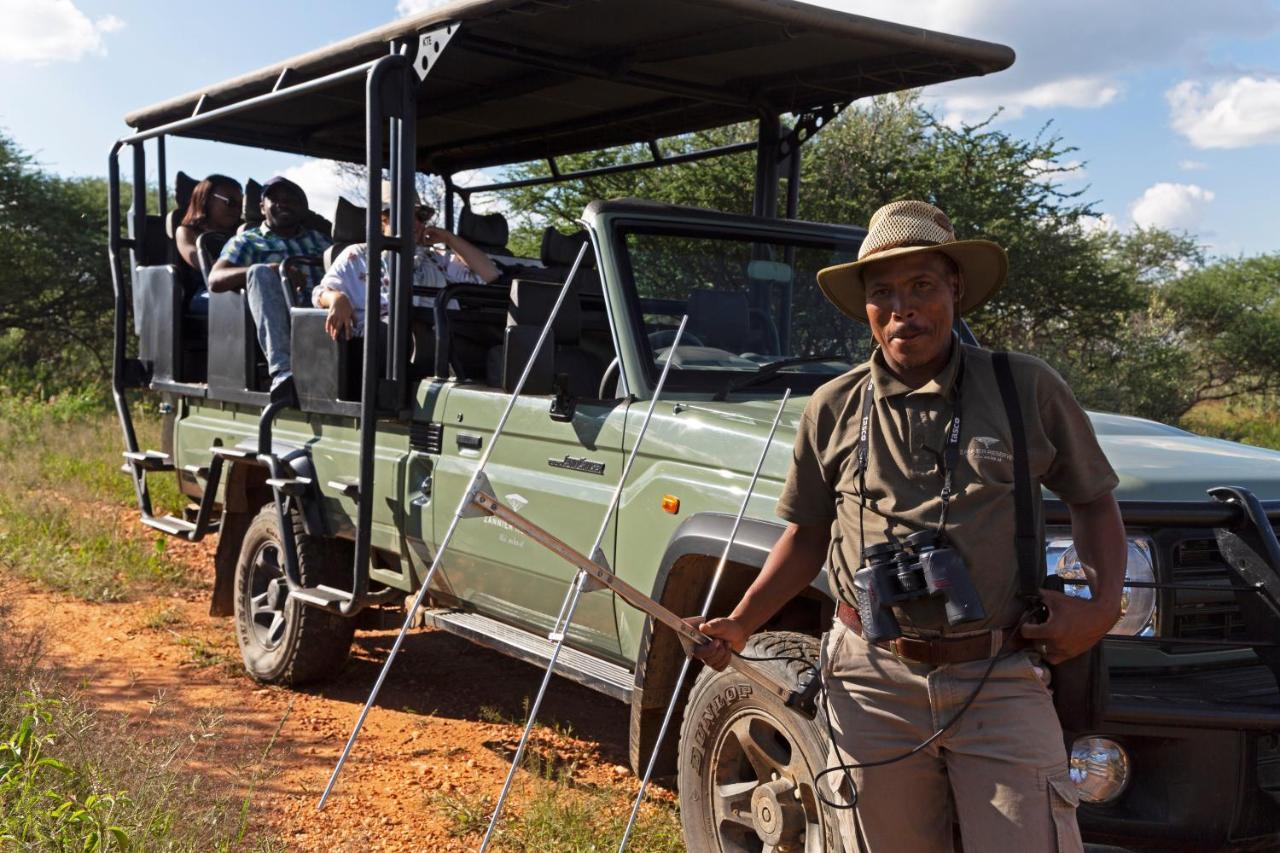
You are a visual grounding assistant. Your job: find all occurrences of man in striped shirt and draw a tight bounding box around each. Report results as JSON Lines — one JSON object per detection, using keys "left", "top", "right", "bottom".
{"left": 209, "top": 176, "right": 332, "bottom": 402}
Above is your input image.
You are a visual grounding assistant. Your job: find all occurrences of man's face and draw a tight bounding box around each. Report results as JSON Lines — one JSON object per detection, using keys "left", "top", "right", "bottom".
{"left": 862, "top": 251, "right": 960, "bottom": 376}
{"left": 261, "top": 185, "right": 307, "bottom": 231}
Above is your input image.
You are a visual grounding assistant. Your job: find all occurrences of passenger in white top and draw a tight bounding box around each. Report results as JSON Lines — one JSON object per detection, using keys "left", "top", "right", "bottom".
{"left": 312, "top": 191, "right": 500, "bottom": 340}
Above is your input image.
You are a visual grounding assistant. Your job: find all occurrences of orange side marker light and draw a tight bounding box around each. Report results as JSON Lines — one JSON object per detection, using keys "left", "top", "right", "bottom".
{"left": 661, "top": 495, "right": 681, "bottom": 514}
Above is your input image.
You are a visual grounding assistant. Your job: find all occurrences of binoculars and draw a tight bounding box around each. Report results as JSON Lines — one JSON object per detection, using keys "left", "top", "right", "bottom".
{"left": 850, "top": 531, "right": 986, "bottom": 643}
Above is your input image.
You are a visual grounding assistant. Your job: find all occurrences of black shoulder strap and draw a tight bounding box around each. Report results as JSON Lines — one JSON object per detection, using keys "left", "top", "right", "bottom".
{"left": 992, "top": 352, "right": 1041, "bottom": 600}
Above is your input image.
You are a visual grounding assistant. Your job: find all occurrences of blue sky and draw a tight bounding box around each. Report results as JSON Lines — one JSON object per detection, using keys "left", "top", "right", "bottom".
{"left": 2, "top": 0, "right": 1278, "bottom": 257}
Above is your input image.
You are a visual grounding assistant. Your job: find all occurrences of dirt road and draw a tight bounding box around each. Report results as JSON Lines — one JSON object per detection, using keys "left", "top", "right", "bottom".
{"left": 4, "top": 520, "right": 677, "bottom": 850}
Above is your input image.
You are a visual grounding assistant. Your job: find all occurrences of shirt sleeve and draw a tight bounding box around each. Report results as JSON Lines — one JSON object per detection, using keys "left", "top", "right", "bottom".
{"left": 218, "top": 233, "right": 252, "bottom": 266}
{"left": 1034, "top": 362, "right": 1120, "bottom": 504}
{"left": 313, "top": 245, "right": 359, "bottom": 307}
{"left": 776, "top": 404, "right": 838, "bottom": 527}
{"left": 442, "top": 251, "right": 486, "bottom": 285}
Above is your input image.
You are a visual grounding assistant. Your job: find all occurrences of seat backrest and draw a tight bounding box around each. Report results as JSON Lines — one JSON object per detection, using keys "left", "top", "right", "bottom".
{"left": 687, "top": 289, "right": 750, "bottom": 352}
{"left": 540, "top": 226, "right": 600, "bottom": 293}
{"left": 507, "top": 279, "right": 583, "bottom": 344}
{"left": 241, "top": 179, "right": 263, "bottom": 232}
{"left": 325, "top": 196, "right": 366, "bottom": 269}
{"left": 458, "top": 208, "right": 509, "bottom": 254}
{"left": 196, "top": 231, "right": 231, "bottom": 287}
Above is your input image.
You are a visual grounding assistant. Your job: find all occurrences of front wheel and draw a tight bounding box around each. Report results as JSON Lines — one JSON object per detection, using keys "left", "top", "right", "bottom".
{"left": 677, "top": 631, "right": 842, "bottom": 853}
{"left": 232, "top": 504, "right": 355, "bottom": 685}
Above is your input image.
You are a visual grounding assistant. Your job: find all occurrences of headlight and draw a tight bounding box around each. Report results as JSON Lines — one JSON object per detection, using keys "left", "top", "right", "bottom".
{"left": 1070, "top": 736, "right": 1131, "bottom": 804}
{"left": 1046, "top": 535, "right": 1157, "bottom": 636}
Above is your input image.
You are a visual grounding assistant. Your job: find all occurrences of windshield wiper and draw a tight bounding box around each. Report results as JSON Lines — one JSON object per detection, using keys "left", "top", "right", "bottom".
{"left": 713, "top": 354, "right": 847, "bottom": 401}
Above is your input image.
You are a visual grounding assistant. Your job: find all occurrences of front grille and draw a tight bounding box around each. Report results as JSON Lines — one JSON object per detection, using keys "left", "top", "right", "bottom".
{"left": 410, "top": 421, "right": 444, "bottom": 454}
{"left": 1166, "top": 534, "right": 1252, "bottom": 647}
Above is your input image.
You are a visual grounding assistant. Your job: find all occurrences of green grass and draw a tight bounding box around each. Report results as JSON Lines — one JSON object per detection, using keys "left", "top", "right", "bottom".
{"left": 1181, "top": 398, "right": 1280, "bottom": 451}
{"left": 0, "top": 389, "right": 191, "bottom": 601}
{"left": 0, "top": 606, "right": 279, "bottom": 851}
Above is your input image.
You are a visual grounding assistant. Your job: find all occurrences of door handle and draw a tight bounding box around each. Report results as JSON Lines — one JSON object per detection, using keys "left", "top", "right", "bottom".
{"left": 456, "top": 433, "right": 482, "bottom": 451}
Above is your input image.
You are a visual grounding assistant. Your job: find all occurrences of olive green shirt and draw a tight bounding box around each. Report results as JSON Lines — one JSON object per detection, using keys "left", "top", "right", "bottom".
{"left": 777, "top": 340, "right": 1119, "bottom": 636}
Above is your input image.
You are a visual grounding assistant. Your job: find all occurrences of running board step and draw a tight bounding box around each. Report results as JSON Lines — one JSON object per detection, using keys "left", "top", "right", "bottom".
{"left": 291, "top": 585, "right": 352, "bottom": 609}
{"left": 141, "top": 514, "right": 198, "bottom": 536}
{"left": 123, "top": 450, "right": 173, "bottom": 472}
{"left": 421, "top": 608, "right": 633, "bottom": 702}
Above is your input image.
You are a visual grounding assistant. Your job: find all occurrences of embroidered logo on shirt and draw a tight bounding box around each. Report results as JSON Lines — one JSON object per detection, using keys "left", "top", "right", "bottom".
{"left": 967, "top": 436, "right": 1013, "bottom": 462}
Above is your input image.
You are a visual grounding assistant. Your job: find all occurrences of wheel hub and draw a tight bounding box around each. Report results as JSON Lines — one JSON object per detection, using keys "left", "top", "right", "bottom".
{"left": 751, "top": 777, "right": 806, "bottom": 848}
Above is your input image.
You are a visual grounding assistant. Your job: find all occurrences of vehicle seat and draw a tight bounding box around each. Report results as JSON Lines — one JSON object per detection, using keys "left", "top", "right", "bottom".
{"left": 240, "top": 179, "right": 263, "bottom": 232}
{"left": 325, "top": 196, "right": 366, "bottom": 269}
{"left": 687, "top": 290, "right": 750, "bottom": 353}
{"left": 458, "top": 207, "right": 510, "bottom": 256}
{"left": 196, "top": 231, "right": 231, "bottom": 288}
{"left": 486, "top": 279, "right": 604, "bottom": 397}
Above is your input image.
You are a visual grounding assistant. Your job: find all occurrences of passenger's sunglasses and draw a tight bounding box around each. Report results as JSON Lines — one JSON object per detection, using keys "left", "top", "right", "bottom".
{"left": 212, "top": 192, "right": 243, "bottom": 210}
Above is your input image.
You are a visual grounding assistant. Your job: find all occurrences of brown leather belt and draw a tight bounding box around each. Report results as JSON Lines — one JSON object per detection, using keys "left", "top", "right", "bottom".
{"left": 836, "top": 601, "right": 1028, "bottom": 666}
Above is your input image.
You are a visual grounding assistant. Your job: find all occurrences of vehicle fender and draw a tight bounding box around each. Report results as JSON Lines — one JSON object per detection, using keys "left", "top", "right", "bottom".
{"left": 627, "top": 512, "right": 834, "bottom": 775}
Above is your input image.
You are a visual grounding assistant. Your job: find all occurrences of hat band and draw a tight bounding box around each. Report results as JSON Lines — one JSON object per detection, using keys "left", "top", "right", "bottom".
{"left": 860, "top": 238, "right": 952, "bottom": 262}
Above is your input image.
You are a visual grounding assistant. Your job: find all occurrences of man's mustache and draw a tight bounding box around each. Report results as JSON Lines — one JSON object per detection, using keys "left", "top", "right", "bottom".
{"left": 888, "top": 324, "right": 927, "bottom": 339}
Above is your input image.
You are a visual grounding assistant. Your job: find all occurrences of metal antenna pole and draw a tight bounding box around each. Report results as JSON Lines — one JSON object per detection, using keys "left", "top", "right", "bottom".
{"left": 480, "top": 317, "right": 690, "bottom": 851}
{"left": 617, "top": 389, "right": 791, "bottom": 851}
{"left": 317, "top": 243, "right": 590, "bottom": 810}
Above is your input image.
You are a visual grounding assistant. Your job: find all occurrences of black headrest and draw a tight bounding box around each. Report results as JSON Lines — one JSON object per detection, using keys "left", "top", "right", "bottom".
{"left": 243, "top": 179, "right": 263, "bottom": 227}
{"left": 174, "top": 171, "right": 198, "bottom": 217}
{"left": 332, "top": 197, "right": 366, "bottom": 245}
{"left": 508, "top": 279, "right": 581, "bottom": 343}
{"left": 541, "top": 227, "right": 590, "bottom": 268}
{"left": 458, "top": 208, "right": 508, "bottom": 251}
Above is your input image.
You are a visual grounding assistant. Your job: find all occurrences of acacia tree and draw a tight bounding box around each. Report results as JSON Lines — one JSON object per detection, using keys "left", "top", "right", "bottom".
{"left": 0, "top": 132, "right": 117, "bottom": 389}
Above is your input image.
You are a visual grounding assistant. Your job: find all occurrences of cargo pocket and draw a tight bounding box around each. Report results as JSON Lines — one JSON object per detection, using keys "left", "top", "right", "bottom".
{"left": 1046, "top": 768, "right": 1083, "bottom": 853}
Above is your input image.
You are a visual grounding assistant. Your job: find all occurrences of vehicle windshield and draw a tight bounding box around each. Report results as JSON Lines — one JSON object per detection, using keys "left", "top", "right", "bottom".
{"left": 618, "top": 225, "right": 874, "bottom": 394}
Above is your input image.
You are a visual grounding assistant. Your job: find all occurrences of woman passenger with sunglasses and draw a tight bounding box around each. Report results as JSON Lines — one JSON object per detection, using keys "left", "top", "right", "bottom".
{"left": 176, "top": 174, "right": 244, "bottom": 271}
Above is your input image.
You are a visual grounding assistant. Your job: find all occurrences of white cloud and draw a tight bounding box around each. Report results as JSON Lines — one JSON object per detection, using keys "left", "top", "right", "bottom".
{"left": 818, "top": 1, "right": 1278, "bottom": 121}
{"left": 1167, "top": 76, "right": 1280, "bottom": 149}
{"left": 1129, "top": 182, "right": 1215, "bottom": 232}
{"left": 943, "top": 76, "right": 1119, "bottom": 120}
{"left": 0, "top": 0, "right": 124, "bottom": 64}
{"left": 1079, "top": 213, "right": 1118, "bottom": 235}
{"left": 1178, "top": 159, "right": 1208, "bottom": 171}
{"left": 396, "top": 0, "right": 452, "bottom": 16}
{"left": 276, "top": 160, "right": 352, "bottom": 221}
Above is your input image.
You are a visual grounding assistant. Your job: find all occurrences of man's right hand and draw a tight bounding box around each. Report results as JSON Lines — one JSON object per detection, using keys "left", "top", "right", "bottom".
{"left": 686, "top": 615, "right": 750, "bottom": 671}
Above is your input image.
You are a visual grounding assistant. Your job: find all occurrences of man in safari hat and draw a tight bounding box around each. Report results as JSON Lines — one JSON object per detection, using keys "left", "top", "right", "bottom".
{"left": 693, "top": 200, "right": 1127, "bottom": 851}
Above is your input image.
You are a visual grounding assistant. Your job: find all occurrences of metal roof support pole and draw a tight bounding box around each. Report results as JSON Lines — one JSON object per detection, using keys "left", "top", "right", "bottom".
{"left": 317, "top": 242, "right": 592, "bottom": 809}
{"left": 784, "top": 132, "right": 801, "bottom": 220}
{"left": 129, "top": 140, "right": 147, "bottom": 269}
{"left": 617, "top": 389, "right": 791, "bottom": 852}
{"left": 107, "top": 143, "right": 144, "bottom": 466}
{"left": 442, "top": 173, "right": 455, "bottom": 232}
{"left": 156, "top": 135, "right": 167, "bottom": 217}
{"left": 753, "top": 112, "right": 781, "bottom": 219}
{"left": 480, "top": 318, "right": 690, "bottom": 852}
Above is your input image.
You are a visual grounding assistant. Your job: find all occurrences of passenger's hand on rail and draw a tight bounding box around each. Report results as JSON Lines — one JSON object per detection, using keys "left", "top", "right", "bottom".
{"left": 325, "top": 293, "right": 355, "bottom": 341}
{"left": 686, "top": 616, "right": 749, "bottom": 671}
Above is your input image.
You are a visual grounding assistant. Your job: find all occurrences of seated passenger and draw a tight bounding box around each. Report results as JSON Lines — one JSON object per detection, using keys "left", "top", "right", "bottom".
{"left": 175, "top": 174, "right": 242, "bottom": 270}
{"left": 207, "top": 176, "right": 331, "bottom": 400}
{"left": 312, "top": 186, "right": 500, "bottom": 341}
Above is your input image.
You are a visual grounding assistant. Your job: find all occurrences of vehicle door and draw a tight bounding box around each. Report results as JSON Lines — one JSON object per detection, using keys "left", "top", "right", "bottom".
{"left": 432, "top": 385, "right": 630, "bottom": 662}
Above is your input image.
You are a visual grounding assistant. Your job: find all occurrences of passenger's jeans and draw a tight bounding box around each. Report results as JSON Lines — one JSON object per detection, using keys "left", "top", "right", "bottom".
{"left": 244, "top": 263, "right": 293, "bottom": 382}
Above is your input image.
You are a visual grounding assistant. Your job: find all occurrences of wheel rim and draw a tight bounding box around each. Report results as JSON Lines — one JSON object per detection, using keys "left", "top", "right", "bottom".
{"left": 708, "top": 709, "right": 827, "bottom": 853}
{"left": 247, "top": 540, "right": 289, "bottom": 651}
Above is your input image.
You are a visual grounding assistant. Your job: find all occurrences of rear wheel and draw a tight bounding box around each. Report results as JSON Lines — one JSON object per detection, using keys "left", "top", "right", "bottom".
{"left": 677, "top": 631, "right": 841, "bottom": 853}
{"left": 233, "top": 504, "right": 355, "bottom": 685}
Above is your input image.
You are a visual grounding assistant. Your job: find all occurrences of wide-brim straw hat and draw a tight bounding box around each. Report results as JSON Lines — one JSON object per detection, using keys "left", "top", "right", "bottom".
{"left": 816, "top": 200, "right": 1008, "bottom": 322}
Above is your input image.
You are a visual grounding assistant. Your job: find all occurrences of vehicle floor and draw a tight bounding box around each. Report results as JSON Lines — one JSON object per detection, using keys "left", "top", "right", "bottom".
{"left": 1, "top": 518, "right": 673, "bottom": 850}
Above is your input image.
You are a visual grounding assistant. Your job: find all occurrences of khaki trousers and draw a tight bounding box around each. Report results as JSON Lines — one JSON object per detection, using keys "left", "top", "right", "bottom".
{"left": 821, "top": 618, "right": 1083, "bottom": 853}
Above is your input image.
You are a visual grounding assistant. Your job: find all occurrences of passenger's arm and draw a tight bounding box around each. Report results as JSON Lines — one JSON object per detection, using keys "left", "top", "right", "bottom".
{"left": 315, "top": 288, "right": 354, "bottom": 340}
{"left": 207, "top": 259, "right": 248, "bottom": 293}
{"left": 423, "top": 227, "right": 500, "bottom": 283}
{"left": 1021, "top": 491, "right": 1126, "bottom": 663}
{"left": 691, "top": 522, "right": 831, "bottom": 670}
{"left": 175, "top": 225, "right": 199, "bottom": 270}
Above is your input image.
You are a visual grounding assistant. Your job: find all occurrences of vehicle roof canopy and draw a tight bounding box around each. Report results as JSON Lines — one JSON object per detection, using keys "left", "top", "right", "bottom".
{"left": 124, "top": 0, "right": 1013, "bottom": 175}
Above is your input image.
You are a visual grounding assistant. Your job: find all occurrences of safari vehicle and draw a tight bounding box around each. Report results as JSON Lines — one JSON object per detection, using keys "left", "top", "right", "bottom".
{"left": 110, "top": 1, "right": 1280, "bottom": 849}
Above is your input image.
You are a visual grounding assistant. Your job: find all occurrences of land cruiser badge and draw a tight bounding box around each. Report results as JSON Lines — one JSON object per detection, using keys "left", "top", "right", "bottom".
{"left": 548, "top": 455, "right": 606, "bottom": 476}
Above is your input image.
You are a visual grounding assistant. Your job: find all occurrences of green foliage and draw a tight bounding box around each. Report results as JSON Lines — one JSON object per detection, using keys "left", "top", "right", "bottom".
{"left": 1182, "top": 399, "right": 1280, "bottom": 450}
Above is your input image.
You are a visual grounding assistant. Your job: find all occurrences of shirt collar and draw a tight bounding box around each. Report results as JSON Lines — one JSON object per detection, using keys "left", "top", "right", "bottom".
{"left": 870, "top": 334, "right": 963, "bottom": 400}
